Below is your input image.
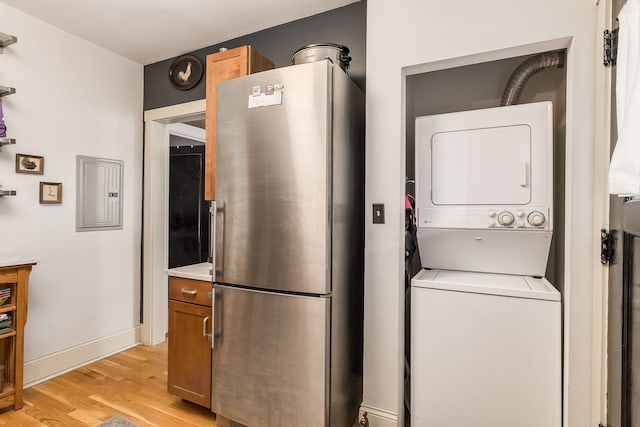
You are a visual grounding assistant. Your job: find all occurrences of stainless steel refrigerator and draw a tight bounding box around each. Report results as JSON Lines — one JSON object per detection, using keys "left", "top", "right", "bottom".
{"left": 211, "top": 60, "right": 365, "bottom": 427}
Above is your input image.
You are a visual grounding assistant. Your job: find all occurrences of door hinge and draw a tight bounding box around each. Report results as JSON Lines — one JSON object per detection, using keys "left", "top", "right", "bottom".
{"left": 601, "top": 228, "right": 614, "bottom": 264}
{"left": 604, "top": 28, "right": 619, "bottom": 67}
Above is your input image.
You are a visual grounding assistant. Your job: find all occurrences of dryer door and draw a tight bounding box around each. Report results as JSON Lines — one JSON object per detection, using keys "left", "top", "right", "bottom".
{"left": 431, "top": 124, "right": 531, "bottom": 205}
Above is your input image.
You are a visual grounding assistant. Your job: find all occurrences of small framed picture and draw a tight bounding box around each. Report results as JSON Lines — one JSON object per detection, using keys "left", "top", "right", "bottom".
{"left": 15, "top": 153, "right": 44, "bottom": 174}
{"left": 39, "top": 182, "right": 62, "bottom": 204}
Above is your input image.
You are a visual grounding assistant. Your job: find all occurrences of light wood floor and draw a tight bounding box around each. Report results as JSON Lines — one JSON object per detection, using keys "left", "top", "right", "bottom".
{"left": 0, "top": 343, "right": 381, "bottom": 427}
{"left": 0, "top": 341, "right": 217, "bottom": 426}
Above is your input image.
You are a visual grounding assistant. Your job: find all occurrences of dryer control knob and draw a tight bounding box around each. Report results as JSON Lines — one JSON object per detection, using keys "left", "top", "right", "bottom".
{"left": 488, "top": 220, "right": 496, "bottom": 227}
{"left": 488, "top": 211, "right": 497, "bottom": 218}
{"left": 515, "top": 220, "right": 525, "bottom": 228}
{"left": 516, "top": 210, "right": 525, "bottom": 217}
{"left": 527, "top": 211, "right": 546, "bottom": 227}
{"left": 498, "top": 211, "right": 515, "bottom": 226}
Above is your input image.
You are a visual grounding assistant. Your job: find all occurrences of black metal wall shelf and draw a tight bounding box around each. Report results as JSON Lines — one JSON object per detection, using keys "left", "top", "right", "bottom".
{"left": 0, "top": 138, "right": 15, "bottom": 152}
{"left": 0, "top": 33, "right": 17, "bottom": 54}
{"left": 0, "top": 86, "right": 15, "bottom": 97}
{"left": 0, "top": 186, "right": 16, "bottom": 197}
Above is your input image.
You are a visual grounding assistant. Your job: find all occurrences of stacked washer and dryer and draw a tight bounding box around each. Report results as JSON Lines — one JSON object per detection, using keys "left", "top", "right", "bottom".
{"left": 411, "top": 101, "right": 561, "bottom": 426}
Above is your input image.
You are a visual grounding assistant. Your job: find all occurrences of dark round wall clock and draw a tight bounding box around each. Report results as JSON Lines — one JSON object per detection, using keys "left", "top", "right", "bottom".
{"left": 168, "top": 54, "right": 203, "bottom": 90}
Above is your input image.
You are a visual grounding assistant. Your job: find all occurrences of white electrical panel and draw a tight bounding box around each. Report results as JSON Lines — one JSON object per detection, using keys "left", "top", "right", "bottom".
{"left": 76, "top": 155, "right": 123, "bottom": 232}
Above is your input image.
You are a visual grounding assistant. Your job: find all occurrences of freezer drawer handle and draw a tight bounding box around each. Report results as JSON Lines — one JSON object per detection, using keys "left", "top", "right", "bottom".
{"left": 212, "top": 287, "right": 222, "bottom": 349}
{"left": 203, "top": 316, "right": 211, "bottom": 340}
{"left": 211, "top": 286, "right": 216, "bottom": 350}
{"left": 180, "top": 288, "right": 198, "bottom": 296}
{"left": 211, "top": 201, "right": 217, "bottom": 279}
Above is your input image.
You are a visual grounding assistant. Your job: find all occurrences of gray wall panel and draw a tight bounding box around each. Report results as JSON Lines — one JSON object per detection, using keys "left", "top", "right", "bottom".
{"left": 144, "top": 1, "right": 366, "bottom": 110}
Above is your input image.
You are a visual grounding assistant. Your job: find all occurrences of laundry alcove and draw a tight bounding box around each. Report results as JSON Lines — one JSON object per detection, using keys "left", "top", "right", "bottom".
{"left": 402, "top": 43, "right": 569, "bottom": 424}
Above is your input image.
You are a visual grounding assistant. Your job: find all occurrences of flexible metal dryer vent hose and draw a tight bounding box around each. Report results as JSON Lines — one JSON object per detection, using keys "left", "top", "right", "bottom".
{"left": 500, "top": 50, "right": 565, "bottom": 106}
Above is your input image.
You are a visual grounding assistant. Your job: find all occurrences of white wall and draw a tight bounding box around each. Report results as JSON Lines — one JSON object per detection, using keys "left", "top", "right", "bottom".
{"left": 0, "top": 3, "right": 143, "bottom": 384}
{"left": 363, "top": 1, "right": 599, "bottom": 426}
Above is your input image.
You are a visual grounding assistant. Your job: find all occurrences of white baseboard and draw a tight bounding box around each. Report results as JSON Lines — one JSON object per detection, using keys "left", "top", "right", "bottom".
{"left": 24, "top": 326, "right": 141, "bottom": 388}
{"left": 359, "top": 404, "right": 400, "bottom": 427}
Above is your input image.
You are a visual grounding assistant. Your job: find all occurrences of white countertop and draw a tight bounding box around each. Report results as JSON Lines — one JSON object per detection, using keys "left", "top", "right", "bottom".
{"left": 166, "top": 262, "right": 213, "bottom": 282}
{"left": 0, "top": 256, "right": 38, "bottom": 269}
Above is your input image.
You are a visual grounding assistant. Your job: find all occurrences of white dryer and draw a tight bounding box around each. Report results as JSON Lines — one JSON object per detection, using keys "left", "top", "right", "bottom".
{"left": 415, "top": 101, "right": 553, "bottom": 276}
{"left": 411, "top": 269, "right": 561, "bottom": 427}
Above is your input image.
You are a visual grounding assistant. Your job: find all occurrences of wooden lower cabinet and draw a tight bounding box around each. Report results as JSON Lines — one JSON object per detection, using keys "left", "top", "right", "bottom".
{"left": 167, "top": 277, "right": 212, "bottom": 408}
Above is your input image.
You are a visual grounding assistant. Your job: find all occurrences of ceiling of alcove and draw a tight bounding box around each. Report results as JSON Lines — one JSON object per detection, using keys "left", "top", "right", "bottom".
{"left": 184, "top": 119, "right": 205, "bottom": 129}
{"left": 0, "top": 0, "right": 360, "bottom": 65}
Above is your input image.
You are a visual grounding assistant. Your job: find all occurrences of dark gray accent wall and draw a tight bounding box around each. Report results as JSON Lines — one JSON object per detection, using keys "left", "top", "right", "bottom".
{"left": 144, "top": 1, "right": 366, "bottom": 110}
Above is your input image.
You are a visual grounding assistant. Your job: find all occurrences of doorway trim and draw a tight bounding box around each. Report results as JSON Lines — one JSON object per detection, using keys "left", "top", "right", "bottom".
{"left": 167, "top": 122, "right": 206, "bottom": 142}
{"left": 142, "top": 99, "right": 206, "bottom": 345}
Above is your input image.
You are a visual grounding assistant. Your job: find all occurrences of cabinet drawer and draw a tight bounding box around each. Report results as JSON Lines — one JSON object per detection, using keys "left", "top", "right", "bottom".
{"left": 0, "top": 270, "right": 17, "bottom": 284}
{"left": 168, "top": 277, "right": 212, "bottom": 307}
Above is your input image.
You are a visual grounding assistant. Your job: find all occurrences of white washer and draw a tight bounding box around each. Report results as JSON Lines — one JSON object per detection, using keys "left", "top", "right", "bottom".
{"left": 411, "top": 269, "right": 561, "bottom": 427}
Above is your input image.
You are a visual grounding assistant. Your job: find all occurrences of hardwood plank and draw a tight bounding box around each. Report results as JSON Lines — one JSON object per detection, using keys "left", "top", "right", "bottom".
{"left": 86, "top": 394, "right": 159, "bottom": 426}
{"left": 0, "top": 406, "right": 46, "bottom": 426}
{"left": 30, "top": 379, "right": 114, "bottom": 418}
{"left": 20, "top": 388, "right": 86, "bottom": 426}
{"left": 67, "top": 409, "right": 104, "bottom": 426}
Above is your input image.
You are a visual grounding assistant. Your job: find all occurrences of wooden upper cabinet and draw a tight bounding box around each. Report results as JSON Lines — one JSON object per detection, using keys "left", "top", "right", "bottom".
{"left": 205, "top": 46, "right": 274, "bottom": 200}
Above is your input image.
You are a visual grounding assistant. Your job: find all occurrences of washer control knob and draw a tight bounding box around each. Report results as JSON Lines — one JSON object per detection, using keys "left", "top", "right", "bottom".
{"left": 516, "top": 210, "right": 525, "bottom": 218}
{"left": 527, "top": 211, "right": 546, "bottom": 227}
{"left": 488, "top": 211, "right": 497, "bottom": 218}
{"left": 498, "top": 211, "right": 515, "bottom": 226}
{"left": 489, "top": 220, "right": 496, "bottom": 227}
{"left": 515, "top": 220, "right": 525, "bottom": 228}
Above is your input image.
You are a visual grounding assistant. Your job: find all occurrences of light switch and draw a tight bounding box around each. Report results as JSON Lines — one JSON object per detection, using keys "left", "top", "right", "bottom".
{"left": 373, "top": 203, "right": 385, "bottom": 224}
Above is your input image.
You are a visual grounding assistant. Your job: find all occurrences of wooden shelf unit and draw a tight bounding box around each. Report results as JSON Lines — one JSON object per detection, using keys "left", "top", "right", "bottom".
{"left": 0, "top": 262, "right": 34, "bottom": 411}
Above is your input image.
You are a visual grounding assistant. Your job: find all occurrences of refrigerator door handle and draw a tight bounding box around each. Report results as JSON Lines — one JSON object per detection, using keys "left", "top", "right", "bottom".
{"left": 214, "top": 201, "right": 224, "bottom": 279}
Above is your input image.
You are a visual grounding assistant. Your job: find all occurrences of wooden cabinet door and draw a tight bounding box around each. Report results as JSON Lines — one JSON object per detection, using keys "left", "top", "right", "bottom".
{"left": 204, "top": 46, "right": 274, "bottom": 200}
{"left": 167, "top": 300, "right": 212, "bottom": 408}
